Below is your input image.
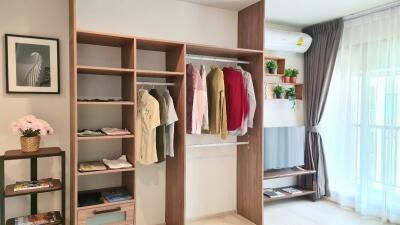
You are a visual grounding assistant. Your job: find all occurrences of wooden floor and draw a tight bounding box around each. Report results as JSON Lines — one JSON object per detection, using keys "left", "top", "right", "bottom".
{"left": 188, "top": 199, "right": 392, "bottom": 225}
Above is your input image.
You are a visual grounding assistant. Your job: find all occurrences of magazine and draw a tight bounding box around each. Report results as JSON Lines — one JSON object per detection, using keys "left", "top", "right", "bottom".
{"left": 281, "top": 187, "right": 303, "bottom": 195}
{"left": 102, "top": 188, "right": 132, "bottom": 203}
{"left": 14, "top": 178, "right": 54, "bottom": 192}
{"left": 78, "top": 161, "right": 107, "bottom": 172}
{"left": 10, "top": 211, "right": 62, "bottom": 225}
{"left": 263, "top": 189, "right": 285, "bottom": 198}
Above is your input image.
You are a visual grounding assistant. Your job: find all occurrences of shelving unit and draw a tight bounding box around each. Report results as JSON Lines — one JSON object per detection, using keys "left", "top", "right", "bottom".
{"left": 0, "top": 147, "right": 65, "bottom": 225}
{"left": 264, "top": 56, "right": 285, "bottom": 76}
{"left": 263, "top": 167, "right": 317, "bottom": 202}
{"left": 70, "top": 0, "right": 265, "bottom": 224}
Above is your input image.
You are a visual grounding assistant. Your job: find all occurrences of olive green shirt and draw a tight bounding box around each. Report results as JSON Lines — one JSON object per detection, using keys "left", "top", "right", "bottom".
{"left": 149, "top": 89, "right": 168, "bottom": 162}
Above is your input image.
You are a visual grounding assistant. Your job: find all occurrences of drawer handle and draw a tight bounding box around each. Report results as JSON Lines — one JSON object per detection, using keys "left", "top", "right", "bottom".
{"left": 94, "top": 207, "right": 121, "bottom": 215}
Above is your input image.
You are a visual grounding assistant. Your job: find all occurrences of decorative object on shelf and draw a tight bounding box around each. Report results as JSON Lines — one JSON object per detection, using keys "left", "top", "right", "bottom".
{"left": 283, "top": 69, "right": 292, "bottom": 83}
{"left": 265, "top": 60, "right": 277, "bottom": 74}
{"left": 5, "top": 34, "right": 60, "bottom": 94}
{"left": 11, "top": 115, "right": 54, "bottom": 152}
{"left": 290, "top": 68, "right": 299, "bottom": 83}
{"left": 273, "top": 85, "right": 285, "bottom": 99}
{"left": 286, "top": 87, "right": 297, "bottom": 109}
{"left": 6, "top": 211, "right": 62, "bottom": 225}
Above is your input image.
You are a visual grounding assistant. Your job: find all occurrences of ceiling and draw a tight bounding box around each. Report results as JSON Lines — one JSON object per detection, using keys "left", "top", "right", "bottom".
{"left": 179, "top": 0, "right": 399, "bottom": 27}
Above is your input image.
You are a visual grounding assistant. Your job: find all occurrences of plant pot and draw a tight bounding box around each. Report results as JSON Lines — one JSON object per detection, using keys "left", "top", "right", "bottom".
{"left": 267, "top": 68, "right": 276, "bottom": 74}
{"left": 290, "top": 77, "right": 297, "bottom": 84}
{"left": 20, "top": 136, "right": 40, "bottom": 153}
{"left": 282, "top": 76, "right": 290, "bottom": 83}
{"left": 275, "top": 93, "right": 285, "bottom": 99}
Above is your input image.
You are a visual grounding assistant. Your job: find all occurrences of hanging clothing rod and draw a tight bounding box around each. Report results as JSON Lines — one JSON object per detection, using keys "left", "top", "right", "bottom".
{"left": 137, "top": 81, "right": 175, "bottom": 86}
{"left": 186, "top": 141, "right": 249, "bottom": 148}
{"left": 186, "top": 54, "right": 250, "bottom": 65}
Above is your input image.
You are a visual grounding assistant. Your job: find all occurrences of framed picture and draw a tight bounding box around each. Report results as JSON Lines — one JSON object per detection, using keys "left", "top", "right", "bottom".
{"left": 5, "top": 34, "right": 60, "bottom": 94}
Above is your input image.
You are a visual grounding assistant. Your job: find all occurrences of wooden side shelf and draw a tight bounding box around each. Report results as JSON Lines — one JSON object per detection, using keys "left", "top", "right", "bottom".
{"left": 263, "top": 186, "right": 316, "bottom": 203}
{"left": 77, "top": 65, "right": 134, "bottom": 76}
{"left": 3, "top": 147, "right": 63, "bottom": 160}
{"left": 78, "top": 167, "right": 135, "bottom": 176}
{"left": 77, "top": 135, "right": 134, "bottom": 141}
{"left": 77, "top": 101, "right": 134, "bottom": 106}
{"left": 77, "top": 30, "right": 134, "bottom": 47}
{"left": 5, "top": 179, "right": 62, "bottom": 197}
{"left": 265, "top": 56, "right": 285, "bottom": 75}
{"left": 264, "top": 167, "right": 316, "bottom": 180}
{"left": 136, "top": 69, "right": 184, "bottom": 78}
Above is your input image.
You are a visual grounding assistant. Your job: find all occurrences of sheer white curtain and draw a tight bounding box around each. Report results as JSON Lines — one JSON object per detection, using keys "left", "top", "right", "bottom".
{"left": 321, "top": 6, "right": 400, "bottom": 223}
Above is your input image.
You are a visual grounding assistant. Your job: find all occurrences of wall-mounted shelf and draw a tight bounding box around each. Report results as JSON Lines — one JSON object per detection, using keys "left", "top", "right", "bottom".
{"left": 263, "top": 186, "right": 316, "bottom": 203}
{"left": 265, "top": 56, "right": 285, "bottom": 75}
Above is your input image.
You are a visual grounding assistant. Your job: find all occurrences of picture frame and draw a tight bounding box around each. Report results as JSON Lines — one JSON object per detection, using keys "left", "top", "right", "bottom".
{"left": 5, "top": 34, "right": 60, "bottom": 94}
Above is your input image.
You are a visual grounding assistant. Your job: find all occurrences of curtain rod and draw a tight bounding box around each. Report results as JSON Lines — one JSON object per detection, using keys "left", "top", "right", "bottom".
{"left": 344, "top": 0, "right": 400, "bottom": 21}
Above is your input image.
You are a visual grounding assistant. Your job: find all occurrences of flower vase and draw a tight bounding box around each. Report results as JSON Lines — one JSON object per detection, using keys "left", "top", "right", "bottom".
{"left": 20, "top": 136, "right": 40, "bottom": 153}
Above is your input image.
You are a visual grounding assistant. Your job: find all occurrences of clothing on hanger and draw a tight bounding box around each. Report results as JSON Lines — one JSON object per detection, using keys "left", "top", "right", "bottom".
{"left": 163, "top": 89, "right": 178, "bottom": 157}
{"left": 200, "top": 65, "right": 209, "bottom": 131}
{"left": 136, "top": 89, "right": 160, "bottom": 165}
{"left": 206, "top": 65, "right": 228, "bottom": 139}
{"left": 222, "top": 67, "right": 249, "bottom": 132}
{"left": 230, "top": 66, "right": 256, "bottom": 135}
{"left": 191, "top": 64, "right": 207, "bottom": 134}
{"left": 149, "top": 89, "right": 168, "bottom": 163}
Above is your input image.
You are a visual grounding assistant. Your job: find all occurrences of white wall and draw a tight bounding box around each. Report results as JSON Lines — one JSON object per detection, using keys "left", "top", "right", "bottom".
{"left": 0, "top": 0, "right": 70, "bottom": 221}
{"left": 76, "top": 0, "right": 239, "bottom": 224}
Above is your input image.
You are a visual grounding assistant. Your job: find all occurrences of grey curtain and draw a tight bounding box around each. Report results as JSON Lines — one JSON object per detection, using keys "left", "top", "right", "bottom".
{"left": 302, "top": 19, "right": 344, "bottom": 199}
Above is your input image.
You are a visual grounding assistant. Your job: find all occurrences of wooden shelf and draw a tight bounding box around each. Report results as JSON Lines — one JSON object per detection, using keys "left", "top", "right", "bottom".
{"left": 6, "top": 212, "right": 62, "bottom": 225}
{"left": 5, "top": 179, "right": 62, "bottom": 197}
{"left": 263, "top": 186, "right": 315, "bottom": 202}
{"left": 78, "top": 167, "right": 135, "bottom": 176}
{"left": 186, "top": 43, "right": 263, "bottom": 58}
{"left": 136, "top": 37, "right": 183, "bottom": 51}
{"left": 264, "top": 167, "right": 316, "bottom": 180}
{"left": 3, "top": 147, "right": 63, "bottom": 160}
{"left": 136, "top": 69, "right": 184, "bottom": 78}
{"left": 77, "top": 65, "right": 134, "bottom": 75}
{"left": 264, "top": 73, "right": 284, "bottom": 77}
{"left": 77, "top": 30, "right": 134, "bottom": 47}
{"left": 78, "top": 186, "right": 134, "bottom": 210}
{"left": 77, "top": 101, "right": 134, "bottom": 106}
{"left": 77, "top": 135, "right": 134, "bottom": 141}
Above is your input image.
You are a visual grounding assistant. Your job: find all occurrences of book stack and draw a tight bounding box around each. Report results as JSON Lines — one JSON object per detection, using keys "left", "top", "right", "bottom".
{"left": 263, "top": 189, "right": 285, "bottom": 198}
{"left": 14, "top": 178, "right": 54, "bottom": 192}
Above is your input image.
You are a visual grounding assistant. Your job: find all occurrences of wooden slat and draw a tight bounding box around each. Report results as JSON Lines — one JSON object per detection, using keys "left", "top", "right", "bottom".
{"left": 238, "top": 0, "right": 265, "bottom": 51}
{"left": 77, "top": 65, "right": 134, "bottom": 75}
{"left": 136, "top": 37, "right": 183, "bottom": 51}
{"left": 77, "top": 135, "right": 134, "bottom": 141}
{"left": 186, "top": 43, "right": 262, "bottom": 58}
{"left": 264, "top": 167, "right": 316, "bottom": 180}
{"left": 77, "top": 101, "right": 134, "bottom": 106}
{"left": 263, "top": 186, "right": 316, "bottom": 202}
{"left": 136, "top": 69, "right": 184, "bottom": 78}
{"left": 77, "top": 168, "right": 135, "bottom": 176}
{"left": 5, "top": 179, "right": 62, "bottom": 197}
{"left": 3, "top": 147, "right": 62, "bottom": 160}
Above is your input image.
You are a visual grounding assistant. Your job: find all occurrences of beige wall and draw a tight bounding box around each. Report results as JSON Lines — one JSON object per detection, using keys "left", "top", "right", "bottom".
{"left": 0, "top": 0, "right": 70, "bottom": 221}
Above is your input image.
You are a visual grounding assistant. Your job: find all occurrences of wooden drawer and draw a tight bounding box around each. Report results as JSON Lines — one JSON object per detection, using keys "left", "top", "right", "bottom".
{"left": 78, "top": 202, "right": 134, "bottom": 225}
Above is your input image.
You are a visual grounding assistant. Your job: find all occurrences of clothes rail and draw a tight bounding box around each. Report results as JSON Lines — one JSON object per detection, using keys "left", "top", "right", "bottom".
{"left": 137, "top": 81, "right": 175, "bottom": 86}
{"left": 186, "top": 142, "right": 249, "bottom": 148}
{"left": 186, "top": 54, "right": 250, "bottom": 65}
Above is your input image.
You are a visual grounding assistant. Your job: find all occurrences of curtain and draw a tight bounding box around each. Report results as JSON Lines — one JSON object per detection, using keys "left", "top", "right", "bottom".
{"left": 321, "top": 6, "right": 400, "bottom": 223}
{"left": 302, "top": 19, "right": 344, "bottom": 199}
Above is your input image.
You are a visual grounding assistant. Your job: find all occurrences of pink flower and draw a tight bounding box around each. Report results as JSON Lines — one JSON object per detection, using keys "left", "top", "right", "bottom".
{"left": 11, "top": 115, "right": 53, "bottom": 137}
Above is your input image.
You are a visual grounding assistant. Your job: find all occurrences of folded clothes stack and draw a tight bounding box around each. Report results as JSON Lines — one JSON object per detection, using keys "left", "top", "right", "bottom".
{"left": 77, "top": 128, "right": 131, "bottom": 137}
{"left": 79, "top": 155, "right": 133, "bottom": 173}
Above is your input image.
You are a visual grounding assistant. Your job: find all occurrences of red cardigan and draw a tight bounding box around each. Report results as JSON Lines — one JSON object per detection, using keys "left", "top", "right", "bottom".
{"left": 222, "top": 67, "right": 249, "bottom": 131}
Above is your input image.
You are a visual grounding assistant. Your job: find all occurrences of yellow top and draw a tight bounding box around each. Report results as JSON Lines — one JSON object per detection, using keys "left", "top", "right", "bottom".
{"left": 206, "top": 65, "right": 228, "bottom": 139}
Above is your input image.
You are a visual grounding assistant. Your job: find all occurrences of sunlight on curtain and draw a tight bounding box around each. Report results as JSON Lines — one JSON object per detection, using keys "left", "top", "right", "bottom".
{"left": 321, "top": 6, "right": 400, "bottom": 223}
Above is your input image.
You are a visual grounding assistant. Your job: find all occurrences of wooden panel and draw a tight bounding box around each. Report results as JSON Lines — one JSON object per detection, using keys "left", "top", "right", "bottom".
{"left": 263, "top": 186, "right": 316, "bottom": 202}
{"left": 77, "top": 201, "right": 134, "bottom": 225}
{"left": 166, "top": 45, "right": 185, "bottom": 72}
{"left": 77, "top": 30, "right": 134, "bottom": 47}
{"left": 186, "top": 43, "right": 262, "bottom": 58}
{"left": 238, "top": 0, "right": 265, "bottom": 51}
{"left": 77, "top": 135, "right": 134, "bottom": 141}
{"left": 264, "top": 167, "right": 316, "bottom": 180}
{"left": 136, "top": 70, "right": 184, "bottom": 78}
{"left": 136, "top": 37, "right": 183, "bottom": 51}
{"left": 5, "top": 179, "right": 62, "bottom": 197}
{"left": 237, "top": 54, "right": 264, "bottom": 225}
{"left": 165, "top": 45, "right": 186, "bottom": 225}
{"left": 77, "top": 65, "right": 134, "bottom": 75}
{"left": 78, "top": 168, "right": 135, "bottom": 176}
{"left": 3, "top": 147, "right": 62, "bottom": 160}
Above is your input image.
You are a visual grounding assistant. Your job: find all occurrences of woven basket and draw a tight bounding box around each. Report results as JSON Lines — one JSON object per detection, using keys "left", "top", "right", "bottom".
{"left": 20, "top": 136, "right": 40, "bottom": 153}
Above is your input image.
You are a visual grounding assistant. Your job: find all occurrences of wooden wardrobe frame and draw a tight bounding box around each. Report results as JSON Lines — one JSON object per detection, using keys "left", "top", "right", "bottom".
{"left": 69, "top": 1, "right": 265, "bottom": 225}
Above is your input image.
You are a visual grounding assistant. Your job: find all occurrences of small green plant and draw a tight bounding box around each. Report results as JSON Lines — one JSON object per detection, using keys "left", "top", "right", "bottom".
{"left": 291, "top": 69, "right": 299, "bottom": 77}
{"left": 284, "top": 68, "right": 293, "bottom": 77}
{"left": 273, "top": 85, "right": 285, "bottom": 99}
{"left": 266, "top": 60, "right": 277, "bottom": 74}
{"left": 286, "top": 87, "right": 297, "bottom": 110}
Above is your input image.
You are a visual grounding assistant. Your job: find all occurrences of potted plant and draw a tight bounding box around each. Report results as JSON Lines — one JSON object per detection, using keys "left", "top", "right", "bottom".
{"left": 286, "top": 87, "right": 297, "bottom": 109}
{"left": 266, "top": 60, "right": 277, "bottom": 74}
{"left": 283, "top": 69, "right": 292, "bottom": 83}
{"left": 273, "top": 85, "right": 285, "bottom": 99}
{"left": 11, "top": 115, "right": 54, "bottom": 152}
{"left": 290, "top": 69, "right": 299, "bottom": 83}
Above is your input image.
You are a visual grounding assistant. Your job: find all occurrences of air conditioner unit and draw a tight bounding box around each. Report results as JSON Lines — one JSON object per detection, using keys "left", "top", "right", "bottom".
{"left": 265, "top": 29, "right": 312, "bottom": 53}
